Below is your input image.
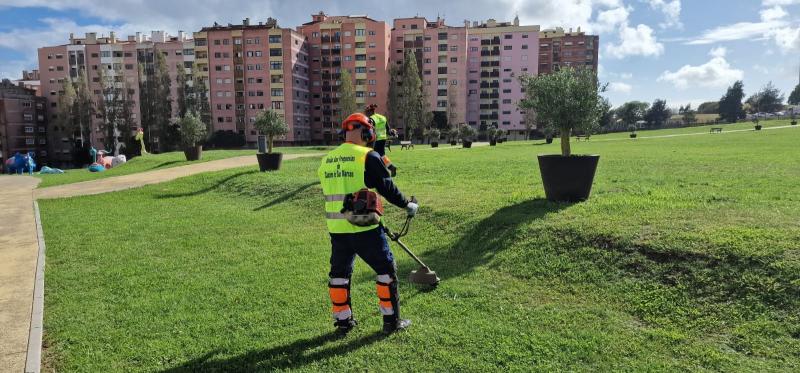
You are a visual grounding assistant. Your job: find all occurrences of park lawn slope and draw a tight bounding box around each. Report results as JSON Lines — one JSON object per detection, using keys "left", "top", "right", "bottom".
{"left": 34, "top": 146, "right": 332, "bottom": 188}
{"left": 39, "top": 126, "right": 800, "bottom": 371}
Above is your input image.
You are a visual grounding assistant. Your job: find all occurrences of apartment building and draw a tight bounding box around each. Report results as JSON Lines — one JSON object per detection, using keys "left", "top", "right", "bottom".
{"left": 13, "top": 70, "right": 41, "bottom": 96}
{"left": 195, "top": 18, "right": 311, "bottom": 145}
{"left": 0, "top": 79, "right": 49, "bottom": 169}
{"left": 297, "top": 12, "right": 391, "bottom": 143}
{"left": 390, "top": 17, "right": 468, "bottom": 131}
{"left": 38, "top": 31, "right": 194, "bottom": 165}
{"left": 538, "top": 27, "right": 599, "bottom": 75}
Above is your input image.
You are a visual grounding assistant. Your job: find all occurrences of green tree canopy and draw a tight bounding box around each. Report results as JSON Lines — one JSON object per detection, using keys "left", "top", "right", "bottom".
{"left": 337, "top": 69, "right": 357, "bottom": 124}
{"left": 790, "top": 83, "right": 800, "bottom": 105}
{"left": 719, "top": 80, "right": 745, "bottom": 123}
{"left": 178, "top": 112, "right": 208, "bottom": 148}
{"left": 253, "top": 109, "right": 289, "bottom": 153}
{"left": 746, "top": 81, "right": 784, "bottom": 113}
{"left": 616, "top": 101, "right": 650, "bottom": 127}
{"left": 697, "top": 101, "right": 720, "bottom": 114}
{"left": 519, "top": 67, "right": 605, "bottom": 156}
{"left": 644, "top": 99, "right": 671, "bottom": 127}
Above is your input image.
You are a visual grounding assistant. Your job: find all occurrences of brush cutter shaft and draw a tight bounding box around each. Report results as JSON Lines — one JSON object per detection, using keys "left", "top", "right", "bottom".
{"left": 394, "top": 238, "right": 429, "bottom": 268}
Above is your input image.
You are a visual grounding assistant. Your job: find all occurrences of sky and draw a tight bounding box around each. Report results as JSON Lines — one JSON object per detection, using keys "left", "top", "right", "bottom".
{"left": 0, "top": 0, "right": 798, "bottom": 109}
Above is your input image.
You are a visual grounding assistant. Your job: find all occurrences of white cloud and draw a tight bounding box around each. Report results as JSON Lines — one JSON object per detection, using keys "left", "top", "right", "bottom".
{"left": 647, "top": 0, "right": 682, "bottom": 29}
{"left": 687, "top": 3, "right": 800, "bottom": 53}
{"left": 657, "top": 47, "right": 744, "bottom": 89}
{"left": 608, "top": 82, "right": 633, "bottom": 93}
{"left": 606, "top": 23, "right": 665, "bottom": 58}
{"left": 593, "top": 6, "right": 630, "bottom": 33}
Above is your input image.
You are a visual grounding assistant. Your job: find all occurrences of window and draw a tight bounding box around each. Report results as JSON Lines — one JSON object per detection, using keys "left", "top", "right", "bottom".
{"left": 438, "top": 32, "right": 448, "bottom": 40}
{"left": 504, "top": 45, "right": 512, "bottom": 50}
{"left": 369, "top": 92, "right": 377, "bottom": 97}
{"left": 368, "top": 30, "right": 376, "bottom": 36}
{"left": 451, "top": 80, "right": 458, "bottom": 85}
{"left": 354, "top": 67, "right": 367, "bottom": 73}
{"left": 522, "top": 34, "right": 529, "bottom": 39}
{"left": 270, "top": 61, "right": 282, "bottom": 70}
{"left": 214, "top": 39, "right": 221, "bottom": 45}
{"left": 505, "top": 34, "right": 512, "bottom": 39}
{"left": 270, "top": 48, "right": 282, "bottom": 56}
{"left": 423, "top": 47, "right": 431, "bottom": 52}
{"left": 438, "top": 78, "right": 447, "bottom": 85}
{"left": 521, "top": 55, "right": 528, "bottom": 61}
{"left": 522, "top": 45, "right": 528, "bottom": 49}
{"left": 271, "top": 88, "right": 283, "bottom": 96}
{"left": 438, "top": 44, "right": 448, "bottom": 52}
{"left": 312, "top": 32, "right": 319, "bottom": 38}
{"left": 423, "top": 70, "right": 431, "bottom": 75}
{"left": 502, "top": 99, "right": 512, "bottom": 104}
{"left": 355, "top": 29, "right": 366, "bottom": 36}
{"left": 272, "top": 101, "right": 283, "bottom": 109}
{"left": 438, "top": 67, "right": 447, "bottom": 74}
{"left": 450, "top": 57, "right": 458, "bottom": 62}
{"left": 450, "top": 46, "right": 458, "bottom": 51}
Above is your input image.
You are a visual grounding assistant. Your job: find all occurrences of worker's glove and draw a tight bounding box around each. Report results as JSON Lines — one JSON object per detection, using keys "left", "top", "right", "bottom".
{"left": 390, "top": 129, "right": 398, "bottom": 137}
{"left": 405, "top": 201, "right": 419, "bottom": 217}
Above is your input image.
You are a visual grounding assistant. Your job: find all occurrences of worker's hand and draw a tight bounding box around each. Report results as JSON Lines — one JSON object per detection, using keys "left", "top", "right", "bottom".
{"left": 405, "top": 201, "right": 419, "bottom": 217}
{"left": 390, "top": 129, "right": 398, "bottom": 137}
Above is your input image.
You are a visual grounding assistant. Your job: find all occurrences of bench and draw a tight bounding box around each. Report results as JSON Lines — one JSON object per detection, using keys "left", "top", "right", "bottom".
{"left": 710, "top": 127, "right": 722, "bottom": 133}
{"left": 400, "top": 141, "right": 414, "bottom": 150}
{"left": 575, "top": 134, "right": 591, "bottom": 141}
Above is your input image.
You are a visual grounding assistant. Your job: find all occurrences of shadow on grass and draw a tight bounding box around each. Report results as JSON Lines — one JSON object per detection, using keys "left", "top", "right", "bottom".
{"left": 253, "top": 182, "right": 320, "bottom": 211}
{"left": 155, "top": 170, "right": 259, "bottom": 199}
{"left": 152, "top": 160, "right": 184, "bottom": 169}
{"left": 384, "top": 199, "right": 570, "bottom": 285}
{"left": 162, "top": 331, "right": 386, "bottom": 372}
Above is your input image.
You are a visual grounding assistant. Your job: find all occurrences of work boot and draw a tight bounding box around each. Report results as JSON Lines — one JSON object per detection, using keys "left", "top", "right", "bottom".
{"left": 334, "top": 318, "right": 357, "bottom": 334}
{"left": 383, "top": 318, "right": 411, "bottom": 334}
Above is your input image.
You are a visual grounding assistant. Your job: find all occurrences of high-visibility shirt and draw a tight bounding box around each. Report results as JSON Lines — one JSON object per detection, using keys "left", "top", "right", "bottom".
{"left": 371, "top": 114, "right": 388, "bottom": 140}
{"left": 318, "top": 142, "right": 381, "bottom": 234}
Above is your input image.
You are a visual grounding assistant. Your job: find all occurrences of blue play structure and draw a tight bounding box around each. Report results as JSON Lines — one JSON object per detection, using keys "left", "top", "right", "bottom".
{"left": 4, "top": 152, "right": 36, "bottom": 175}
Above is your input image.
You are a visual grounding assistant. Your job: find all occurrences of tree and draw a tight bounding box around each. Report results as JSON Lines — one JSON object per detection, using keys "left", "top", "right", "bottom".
{"left": 679, "top": 104, "right": 696, "bottom": 125}
{"left": 178, "top": 112, "right": 208, "bottom": 148}
{"left": 74, "top": 70, "right": 94, "bottom": 147}
{"left": 598, "top": 97, "right": 613, "bottom": 128}
{"left": 337, "top": 69, "right": 357, "bottom": 124}
{"left": 719, "top": 80, "right": 745, "bottom": 123}
{"left": 154, "top": 49, "right": 176, "bottom": 150}
{"left": 616, "top": 101, "right": 649, "bottom": 127}
{"left": 175, "top": 63, "right": 188, "bottom": 118}
{"left": 386, "top": 65, "right": 401, "bottom": 134}
{"left": 519, "top": 67, "right": 606, "bottom": 157}
{"left": 746, "top": 81, "right": 784, "bottom": 113}
{"left": 789, "top": 83, "right": 800, "bottom": 105}
{"left": 189, "top": 62, "right": 211, "bottom": 130}
{"left": 253, "top": 109, "right": 289, "bottom": 154}
{"left": 56, "top": 78, "right": 77, "bottom": 140}
{"left": 522, "top": 109, "right": 536, "bottom": 139}
{"left": 697, "top": 101, "right": 720, "bottom": 114}
{"left": 447, "top": 84, "right": 459, "bottom": 128}
{"left": 388, "top": 50, "right": 426, "bottom": 140}
{"left": 644, "top": 99, "right": 671, "bottom": 127}
{"left": 96, "top": 68, "right": 133, "bottom": 155}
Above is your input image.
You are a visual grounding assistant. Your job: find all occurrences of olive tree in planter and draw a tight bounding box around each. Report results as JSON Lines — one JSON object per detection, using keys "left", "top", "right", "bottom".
{"left": 753, "top": 117, "right": 762, "bottom": 131}
{"left": 542, "top": 126, "right": 555, "bottom": 144}
{"left": 520, "top": 67, "right": 606, "bottom": 202}
{"left": 629, "top": 124, "right": 638, "bottom": 138}
{"left": 253, "top": 109, "right": 288, "bottom": 171}
{"left": 427, "top": 128, "right": 441, "bottom": 148}
{"left": 791, "top": 113, "right": 797, "bottom": 126}
{"left": 488, "top": 127, "right": 502, "bottom": 146}
{"left": 459, "top": 124, "right": 477, "bottom": 148}
{"left": 178, "top": 112, "right": 208, "bottom": 161}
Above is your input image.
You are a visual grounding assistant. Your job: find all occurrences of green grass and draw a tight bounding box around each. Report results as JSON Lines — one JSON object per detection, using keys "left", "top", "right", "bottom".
{"left": 34, "top": 146, "right": 332, "bottom": 188}
{"left": 39, "top": 124, "right": 800, "bottom": 371}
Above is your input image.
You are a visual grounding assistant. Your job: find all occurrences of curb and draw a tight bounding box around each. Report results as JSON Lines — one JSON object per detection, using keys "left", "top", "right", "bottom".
{"left": 25, "top": 201, "right": 45, "bottom": 373}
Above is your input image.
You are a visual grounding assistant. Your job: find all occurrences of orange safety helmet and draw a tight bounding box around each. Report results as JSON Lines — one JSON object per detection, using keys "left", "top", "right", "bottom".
{"left": 342, "top": 113, "right": 376, "bottom": 142}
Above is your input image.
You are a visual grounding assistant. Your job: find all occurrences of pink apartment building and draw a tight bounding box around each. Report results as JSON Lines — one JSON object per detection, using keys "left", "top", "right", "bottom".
{"left": 195, "top": 18, "right": 311, "bottom": 146}
{"left": 466, "top": 17, "right": 539, "bottom": 139}
{"left": 390, "top": 17, "right": 468, "bottom": 134}
{"left": 297, "top": 12, "right": 391, "bottom": 143}
{"left": 0, "top": 79, "right": 49, "bottom": 170}
{"left": 38, "top": 31, "right": 194, "bottom": 165}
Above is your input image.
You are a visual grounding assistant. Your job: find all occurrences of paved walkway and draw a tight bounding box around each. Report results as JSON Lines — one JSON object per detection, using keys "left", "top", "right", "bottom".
{"left": 34, "top": 153, "right": 322, "bottom": 200}
{"left": 0, "top": 176, "right": 40, "bottom": 372}
{"left": 1, "top": 152, "right": 322, "bottom": 372}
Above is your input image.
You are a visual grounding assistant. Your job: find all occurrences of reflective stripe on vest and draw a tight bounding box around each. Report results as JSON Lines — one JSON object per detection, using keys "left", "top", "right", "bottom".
{"left": 371, "top": 114, "right": 388, "bottom": 140}
{"left": 318, "top": 143, "right": 380, "bottom": 233}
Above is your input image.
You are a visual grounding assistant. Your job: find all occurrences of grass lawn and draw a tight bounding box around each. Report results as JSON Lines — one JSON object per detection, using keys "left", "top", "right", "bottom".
{"left": 39, "top": 124, "right": 799, "bottom": 371}
{"left": 33, "top": 146, "right": 332, "bottom": 188}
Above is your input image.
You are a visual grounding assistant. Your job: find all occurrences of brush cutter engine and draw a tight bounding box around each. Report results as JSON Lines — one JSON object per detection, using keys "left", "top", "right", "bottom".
{"left": 341, "top": 188, "right": 384, "bottom": 226}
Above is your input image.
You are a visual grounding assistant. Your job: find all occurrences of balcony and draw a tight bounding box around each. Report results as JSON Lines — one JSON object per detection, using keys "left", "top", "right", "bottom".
{"left": 480, "top": 50, "right": 491, "bottom": 56}
{"left": 481, "top": 40, "right": 491, "bottom": 46}
{"left": 492, "top": 37, "right": 501, "bottom": 45}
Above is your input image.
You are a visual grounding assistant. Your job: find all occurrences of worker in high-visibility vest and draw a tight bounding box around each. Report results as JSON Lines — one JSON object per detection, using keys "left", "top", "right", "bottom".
{"left": 365, "top": 104, "right": 398, "bottom": 176}
{"left": 318, "top": 112, "right": 419, "bottom": 334}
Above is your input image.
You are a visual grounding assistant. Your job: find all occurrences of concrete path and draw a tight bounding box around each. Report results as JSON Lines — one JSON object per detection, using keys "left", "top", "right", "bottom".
{"left": 0, "top": 152, "right": 323, "bottom": 372}
{"left": 592, "top": 124, "right": 798, "bottom": 143}
{"left": 0, "top": 176, "right": 40, "bottom": 372}
{"left": 35, "top": 153, "right": 322, "bottom": 200}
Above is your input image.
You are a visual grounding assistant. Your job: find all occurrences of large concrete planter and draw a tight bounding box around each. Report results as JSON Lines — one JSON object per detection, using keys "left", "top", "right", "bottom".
{"left": 537, "top": 154, "right": 600, "bottom": 202}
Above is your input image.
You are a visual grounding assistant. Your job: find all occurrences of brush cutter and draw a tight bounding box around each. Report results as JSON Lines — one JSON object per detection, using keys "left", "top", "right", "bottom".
{"left": 384, "top": 200, "right": 440, "bottom": 287}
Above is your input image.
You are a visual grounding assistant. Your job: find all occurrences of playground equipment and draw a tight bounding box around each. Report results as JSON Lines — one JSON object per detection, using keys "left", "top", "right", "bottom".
{"left": 87, "top": 148, "right": 125, "bottom": 172}
{"left": 4, "top": 152, "right": 36, "bottom": 175}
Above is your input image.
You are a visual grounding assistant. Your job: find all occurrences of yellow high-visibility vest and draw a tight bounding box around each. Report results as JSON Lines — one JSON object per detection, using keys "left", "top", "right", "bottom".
{"left": 318, "top": 143, "right": 380, "bottom": 233}
{"left": 371, "top": 114, "right": 388, "bottom": 140}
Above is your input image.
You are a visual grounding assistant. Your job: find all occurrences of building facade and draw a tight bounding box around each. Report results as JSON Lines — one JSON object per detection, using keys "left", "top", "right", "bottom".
{"left": 538, "top": 27, "right": 599, "bottom": 75}
{"left": 297, "top": 12, "right": 391, "bottom": 143}
{"left": 390, "top": 17, "right": 468, "bottom": 135}
{"left": 195, "top": 18, "right": 311, "bottom": 146}
{"left": 38, "top": 31, "right": 194, "bottom": 165}
{"left": 0, "top": 80, "right": 49, "bottom": 170}
{"left": 465, "top": 17, "right": 540, "bottom": 139}
{"left": 13, "top": 70, "right": 41, "bottom": 96}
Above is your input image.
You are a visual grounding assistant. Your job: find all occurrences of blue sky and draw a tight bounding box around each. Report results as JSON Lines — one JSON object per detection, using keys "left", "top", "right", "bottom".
{"left": 0, "top": 0, "right": 798, "bottom": 109}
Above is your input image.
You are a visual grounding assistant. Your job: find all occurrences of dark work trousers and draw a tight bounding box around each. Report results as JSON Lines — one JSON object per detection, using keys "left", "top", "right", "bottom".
{"left": 329, "top": 226, "right": 396, "bottom": 278}
{"left": 373, "top": 140, "right": 387, "bottom": 157}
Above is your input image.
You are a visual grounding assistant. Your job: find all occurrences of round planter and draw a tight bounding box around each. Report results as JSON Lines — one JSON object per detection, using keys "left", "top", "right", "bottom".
{"left": 545, "top": 137, "right": 554, "bottom": 144}
{"left": 183, "top": 145, "right": 203, "bottom": 161}
{"left": 431, "top": 142, "right": 439, "bottom": 148}
{"left": 257, "top": 152, "right": 283, "bottom": 171}
{"left": 537, "top": 154, "right": 600, "bottom": 202}
{"left": 450, "top": 141, "right": 457, "bottom": 146}
{"left": 490, "top": 140, "right": 497, "bottom": 146}
{"left": 792, "top": 121, "right": 797, "bottom": 126}
{"left": 755, "top": 125, "right": 762, "bottom": 131}
{"left": 462, "top": 141, "right": 473, "bottom": 148}
{"left": 630, "top": 133, "right": 637, "bottom": 138}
